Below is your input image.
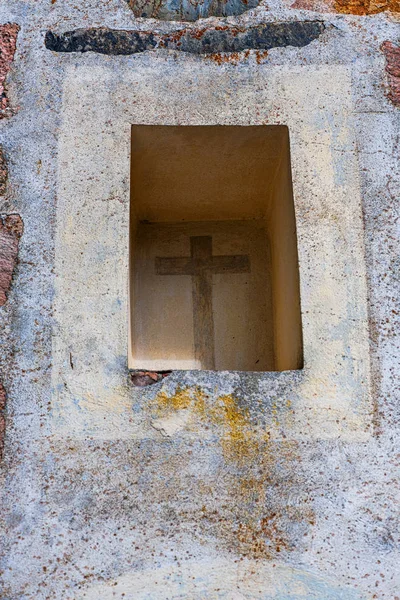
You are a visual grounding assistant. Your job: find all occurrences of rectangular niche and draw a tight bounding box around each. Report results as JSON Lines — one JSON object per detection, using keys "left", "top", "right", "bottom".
{"left": 129, "top": 125, "right": 303, "bottom": 372}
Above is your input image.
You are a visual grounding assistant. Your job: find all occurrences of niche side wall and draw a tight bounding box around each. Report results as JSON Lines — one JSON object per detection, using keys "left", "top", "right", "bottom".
{"left": 267, "top": 128, "right": 303, "bottom": 371}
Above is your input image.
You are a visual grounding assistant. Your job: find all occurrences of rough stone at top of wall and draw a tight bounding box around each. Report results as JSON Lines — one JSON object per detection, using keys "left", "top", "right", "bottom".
{"left": 126, "top": 0, "right": 260, "bottom": 21}
{"left": 45, "top": 21, "right": 326, "bottom": 55}
{"left": 290, "top": 0, "right": 399, "bottom": 15}
{"left": 0, "top": 214, "right": 23, "bottom": 306}
{"left": 0, "top": 23, "right": 20, "bottom": 120}
{"left": 381, "top": 41, "right": 400, "bottom": 107}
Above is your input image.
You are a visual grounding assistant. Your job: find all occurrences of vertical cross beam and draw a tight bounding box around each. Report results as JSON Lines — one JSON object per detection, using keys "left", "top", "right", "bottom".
{"left": 190, "top": 236, "right": 215, "bottom": 369}
{"left": 155, "top": 235, "right": 250, "bottom": 370}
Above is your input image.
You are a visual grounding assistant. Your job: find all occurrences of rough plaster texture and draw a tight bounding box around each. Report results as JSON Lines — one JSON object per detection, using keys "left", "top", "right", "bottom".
{"left": 0, "top": 1, "right": 399, "bottom": 600}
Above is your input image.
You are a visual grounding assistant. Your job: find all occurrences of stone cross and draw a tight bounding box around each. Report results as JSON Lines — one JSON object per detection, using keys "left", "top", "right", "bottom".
{"left": 156, "top": 236, "right": 250, "bottom": 369}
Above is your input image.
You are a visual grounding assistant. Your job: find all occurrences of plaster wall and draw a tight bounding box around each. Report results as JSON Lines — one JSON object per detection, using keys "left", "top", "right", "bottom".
{"left": 0, "top": 1, "right": 399, "bottom": 599}
{"left": 50, "top": 62, "right": 371, "bottom": 439}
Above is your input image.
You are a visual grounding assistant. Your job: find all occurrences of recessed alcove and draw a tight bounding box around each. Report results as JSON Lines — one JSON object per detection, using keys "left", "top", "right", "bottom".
{"left": 129, "top": 125, "right": 303, "bottom": 372}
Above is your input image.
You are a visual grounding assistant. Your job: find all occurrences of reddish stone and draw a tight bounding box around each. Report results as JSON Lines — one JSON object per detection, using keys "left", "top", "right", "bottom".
{"left": 381, "top": 42, "right": 400, "bottom": 107}
{"left": 0, "top": 214, "right": 23, "bottom": 306}
{"left": 130, "top": 371, "right": 171, "bottom": 387}
{"left": 0, "top": 381, "right": 6, "bottom": 411}
{"left": 290, "top": 0, "right": 399, "bottom": 13}
{"left": 0, "top": 23, "right": 20, "bottom": 119}
{"left": 0, "top": 146, "right": 8, "bottom": 195}
{"left": 334, "top": 0, "right": 399, "bottom": 14}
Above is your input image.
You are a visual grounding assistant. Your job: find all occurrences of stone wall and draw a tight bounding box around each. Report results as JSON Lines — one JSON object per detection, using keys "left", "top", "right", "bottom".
{"left": 0, "top": 0, "right": 399, "bottom": 598}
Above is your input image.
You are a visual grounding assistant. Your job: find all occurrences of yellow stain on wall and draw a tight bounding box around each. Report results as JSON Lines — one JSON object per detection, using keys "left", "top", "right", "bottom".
{"left": 152, "top": 387, "right": 271, "bottom": 466}
{"left": 150, "top": 387, "right": 314, "bottom": 560}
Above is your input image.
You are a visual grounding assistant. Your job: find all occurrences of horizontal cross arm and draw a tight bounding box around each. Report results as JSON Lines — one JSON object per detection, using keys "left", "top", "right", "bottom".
{"left": 210, "top": 255, "right": 250, "bottom": 274}
{"left": 155, "top": 256, "right": 194, "bottom": 276}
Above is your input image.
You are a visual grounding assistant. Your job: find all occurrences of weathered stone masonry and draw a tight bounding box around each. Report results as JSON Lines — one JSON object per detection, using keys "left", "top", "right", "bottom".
{"left": 45, "top": 21, "right": 326, "bottom": 56}
{"left": 382, "top": 41, "right": 400, "bottom": 107}
{"left": 0, "top": 23, "right": 19, "bottom": 119}
{"left": 0, "top": 145, "right": 7, "bottom": 195}
{"left": 126, "top": 0, "right": 261, "bottom": 21}
{"left": 0, "top": 382, "right": 6, "bottom": 460}
{"left": 0, "top": 213, "right": 23, "bottom": 456}
{"left": 0, "top": 214, "right": 24, "bottom": 307}
{"left": 0, "top": 22, "right": 21, "bottom": 463}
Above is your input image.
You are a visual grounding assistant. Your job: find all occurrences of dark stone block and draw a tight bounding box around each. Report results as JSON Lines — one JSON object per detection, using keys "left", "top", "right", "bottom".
{"left": 45, "top": 21, "right": 325, "bottom": 56}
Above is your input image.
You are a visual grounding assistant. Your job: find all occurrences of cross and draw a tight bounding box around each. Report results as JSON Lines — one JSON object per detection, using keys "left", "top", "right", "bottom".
{"left": 155, "top": 236, "right": 250, "bottom": 369}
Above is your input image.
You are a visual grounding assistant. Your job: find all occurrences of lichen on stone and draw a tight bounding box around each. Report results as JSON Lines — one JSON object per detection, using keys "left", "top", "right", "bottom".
{"left": 148, "top": 386, "right": 313, "bottom": 558}
{"left": 291, "top": 0, "right": 399, "bottom": 14}
{"left": 334, "top": 0, "right": 399, "bottom": 14}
